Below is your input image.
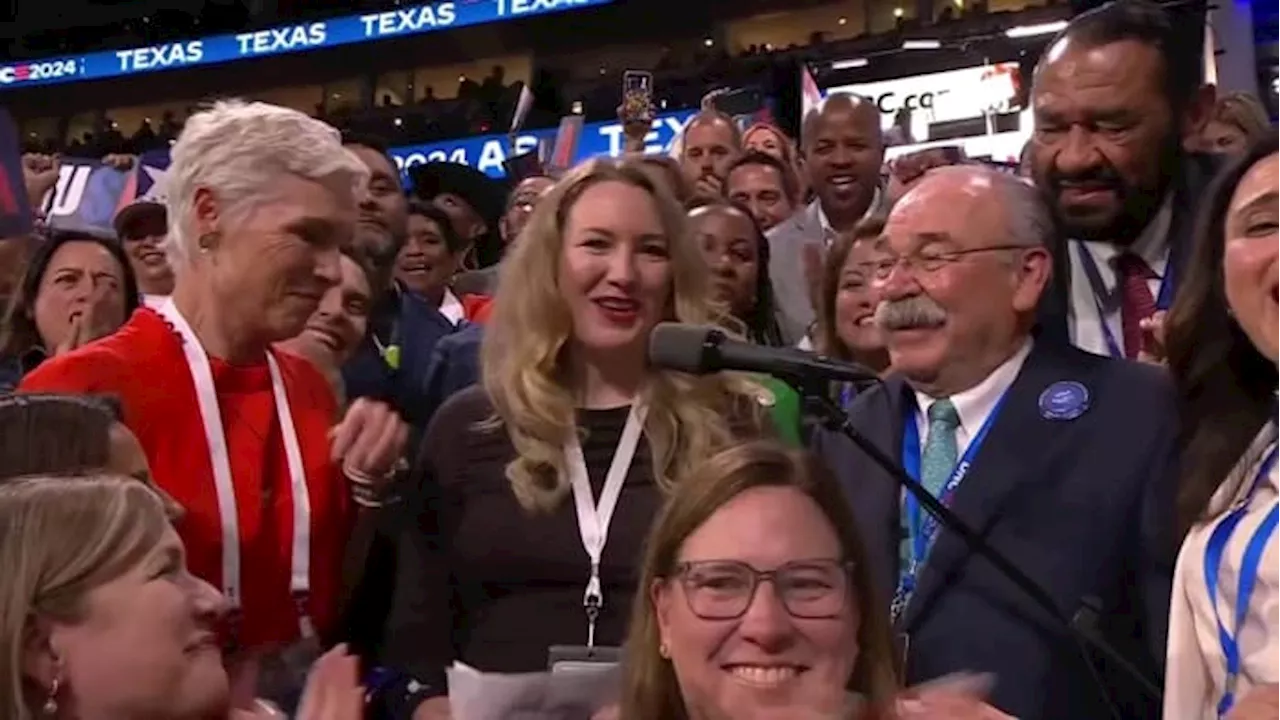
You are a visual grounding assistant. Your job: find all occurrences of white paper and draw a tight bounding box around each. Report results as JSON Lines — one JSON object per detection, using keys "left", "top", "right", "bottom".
{"left": 446, "top": 661, "right": 621, "bottom": 720}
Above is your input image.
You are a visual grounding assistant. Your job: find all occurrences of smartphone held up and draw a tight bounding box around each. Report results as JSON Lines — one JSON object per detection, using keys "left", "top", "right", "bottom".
{"left": 620, "top": 70, "right": 654, "bottom": 125}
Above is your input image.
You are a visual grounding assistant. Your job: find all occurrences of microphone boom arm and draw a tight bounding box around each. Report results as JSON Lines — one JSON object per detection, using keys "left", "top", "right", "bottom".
{"left": 799, "top": 387, "right": 1162, "bottom": 710}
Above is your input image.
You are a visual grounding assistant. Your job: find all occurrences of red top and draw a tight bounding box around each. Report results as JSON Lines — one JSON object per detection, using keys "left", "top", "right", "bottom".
{"left": 461, "top": 293, "right": 493, "bottom": 323}
{"left": 21, "top": 308, "right": 352, "bottom": 650}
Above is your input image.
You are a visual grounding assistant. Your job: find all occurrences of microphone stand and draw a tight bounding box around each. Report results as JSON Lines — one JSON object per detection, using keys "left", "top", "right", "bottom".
{"left": 795, "top": 380, "right": 1162, "bottom": 716}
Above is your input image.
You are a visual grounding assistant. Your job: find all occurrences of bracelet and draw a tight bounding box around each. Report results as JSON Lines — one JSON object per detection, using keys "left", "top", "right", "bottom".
{"left": 352, "top": 493, "right": 386, "bottom": 508}
{"left": 350, "top": 479, "right": 401, "bottom": 508}
{"left": 342, "top": 457, "right": 408, "bottom": 485}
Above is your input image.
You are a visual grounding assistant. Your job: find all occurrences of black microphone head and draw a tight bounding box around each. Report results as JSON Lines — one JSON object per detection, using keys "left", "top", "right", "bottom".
{"left": 648, "top": 322, "right": 720, "bottom": 374}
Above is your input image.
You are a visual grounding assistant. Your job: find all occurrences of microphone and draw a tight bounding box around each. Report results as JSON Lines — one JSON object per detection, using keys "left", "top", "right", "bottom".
{"left": 804, "top": 390, "right": 1161, "bottom": 719}
{"left": 648, "top": 324, "right": 1160, "bottom": 715}
{"left": 648, "top": 323, "right": 880, "bottom": 385}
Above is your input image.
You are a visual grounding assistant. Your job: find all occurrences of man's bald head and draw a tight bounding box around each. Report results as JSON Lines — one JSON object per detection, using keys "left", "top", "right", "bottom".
{"left": 801, "top": 93, "right": 881, "bottom": 151}
{"left": 895, "top": 165, "right": 1054, "bottom": 250}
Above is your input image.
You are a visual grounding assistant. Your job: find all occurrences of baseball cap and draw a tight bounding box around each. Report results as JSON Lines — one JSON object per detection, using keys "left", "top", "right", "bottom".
{"left": 113, "top": 200, "right": 167, "bottom": 239}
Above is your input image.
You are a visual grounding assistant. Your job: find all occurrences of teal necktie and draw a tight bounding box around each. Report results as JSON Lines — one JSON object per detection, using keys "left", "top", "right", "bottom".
{"left": 920, "top": 398, "right": 960, "bottom": 497}
{"left": 899, "top": 398, "right": 961, "bottom": 577}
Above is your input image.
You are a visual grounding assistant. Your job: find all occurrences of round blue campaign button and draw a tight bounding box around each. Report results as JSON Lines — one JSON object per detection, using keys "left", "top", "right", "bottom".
{"left": 1039, "top": 381, "right": 1090, "bottom": 421}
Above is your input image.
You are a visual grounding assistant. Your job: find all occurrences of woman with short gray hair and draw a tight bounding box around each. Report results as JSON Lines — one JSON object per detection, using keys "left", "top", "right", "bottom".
{"left": 20, "top": 100, "right": 409, "bottom": 690}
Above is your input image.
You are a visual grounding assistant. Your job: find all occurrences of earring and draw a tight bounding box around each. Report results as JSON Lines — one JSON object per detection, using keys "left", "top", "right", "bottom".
{"left": 42, "top": 674, "right": 59, "bottom": 716}
{"left": 197, "top": 232, "right": 217, "bottom": 252}
{"left": 658, "top": 642, "right": 670, "bottom": 659}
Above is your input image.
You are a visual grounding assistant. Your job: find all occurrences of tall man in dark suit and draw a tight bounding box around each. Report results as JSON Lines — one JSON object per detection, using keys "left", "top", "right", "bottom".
{"left": 1028, "top": 0, "right": 1218, "bottom": 357}
{"left": 812, "top": 166, "right": 1178, "bottom": 720}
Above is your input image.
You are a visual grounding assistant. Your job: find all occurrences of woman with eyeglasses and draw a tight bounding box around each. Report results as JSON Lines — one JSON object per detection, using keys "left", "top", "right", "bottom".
{"left": 620, "top": 440, "right": 1013, "bottom": 719}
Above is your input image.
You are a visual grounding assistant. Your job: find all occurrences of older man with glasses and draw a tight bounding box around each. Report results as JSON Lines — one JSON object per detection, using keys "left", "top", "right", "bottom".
{"left": 812, "top": 165, "right": 1179, "bottom": 720}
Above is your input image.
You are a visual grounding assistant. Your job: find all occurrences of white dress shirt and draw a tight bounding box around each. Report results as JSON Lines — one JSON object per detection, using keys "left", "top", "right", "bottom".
{"left": 911, "top": 339, "right": 1033, "bottom": 457}
{"left": 1067, "top": 195, "right": 1173, "bottom": 358}
{"left": 438, "top": 288, "right": 465, "bottom": 326}
{"left": 1165, "top": 419, "right": 1279, "bottom": 719}
{"left": 815, "top": 187, "right": 883, "bottom": 246}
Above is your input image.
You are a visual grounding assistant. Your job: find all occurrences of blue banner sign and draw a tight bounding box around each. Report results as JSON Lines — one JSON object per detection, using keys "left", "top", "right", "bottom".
{"left": 391, "top": 109, "right": 696, "bottom": 179}
{"left": 0, "top": 0, "right": 613, "bottom": 92}
{"left": 44, "top": 160, "right": 135, "bottom": 239}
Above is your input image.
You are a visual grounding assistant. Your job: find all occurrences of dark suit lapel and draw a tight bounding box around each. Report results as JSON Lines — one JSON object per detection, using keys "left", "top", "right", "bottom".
{"left": 901, "top": 343, "right": 1067, "bottom": 629}
{"left": 845, "top": 379, "right": 910, "bottom": 609}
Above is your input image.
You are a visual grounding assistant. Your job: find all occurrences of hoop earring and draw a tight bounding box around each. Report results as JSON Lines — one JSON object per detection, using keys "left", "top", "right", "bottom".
{"left": 42, "top": 674, "right": 60, "bottom": 717}
{"left": 197, "top": 232, "right": 217, "bottom": 252}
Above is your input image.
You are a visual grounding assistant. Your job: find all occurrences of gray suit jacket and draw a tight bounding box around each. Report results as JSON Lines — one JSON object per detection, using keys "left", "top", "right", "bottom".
{"left": 766, "top": 194, "right": 886, "bottom": 342}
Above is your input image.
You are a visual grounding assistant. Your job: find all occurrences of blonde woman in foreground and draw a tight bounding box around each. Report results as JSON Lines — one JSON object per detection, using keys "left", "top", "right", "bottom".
{"left": 620, "top": 441, "right": 1015, "bottom": 719}
{"left": 0, "top": 474, "right": 364, "bottom": 720}
{"left": 380, "top": 157, "right": 770, "bottom": 720}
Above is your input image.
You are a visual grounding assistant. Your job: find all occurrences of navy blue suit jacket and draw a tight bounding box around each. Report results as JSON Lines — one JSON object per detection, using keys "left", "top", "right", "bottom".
{"left": 812, "top": 341, "right": 1178, "bottom": 720}
{"left": 420, "top": 322, "right": 484, "bottom": 426}
{"left": 342, "top": 291, "right": 457, "bottom": 430}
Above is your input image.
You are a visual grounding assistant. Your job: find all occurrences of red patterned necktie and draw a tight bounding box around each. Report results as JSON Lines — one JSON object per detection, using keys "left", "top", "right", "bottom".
{"left": 1115, "top": 252, "right": 1157, "bottom": 359}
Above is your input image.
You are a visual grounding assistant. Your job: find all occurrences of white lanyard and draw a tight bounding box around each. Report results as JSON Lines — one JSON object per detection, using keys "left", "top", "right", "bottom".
{"left": 157, "top": 300, "right": 313, "bottom": 636}
{"left": 565, "top": 403, "right": 647, "bottom": 648}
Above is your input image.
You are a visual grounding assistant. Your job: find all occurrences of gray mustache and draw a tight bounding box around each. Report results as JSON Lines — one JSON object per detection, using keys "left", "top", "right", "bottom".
{"left": 875, "top": 295, "right": 947, "bottom": 330}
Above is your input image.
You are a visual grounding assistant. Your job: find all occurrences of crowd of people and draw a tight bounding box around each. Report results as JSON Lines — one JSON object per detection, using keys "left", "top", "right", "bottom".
{"left": 0, "top": 0, "right": 1277, "bottom": 718}
{"left": 13, "top": 0, "right": 1099, "bottom": 158}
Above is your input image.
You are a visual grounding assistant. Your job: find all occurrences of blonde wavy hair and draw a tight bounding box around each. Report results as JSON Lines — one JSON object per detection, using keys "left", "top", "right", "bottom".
{"left": 0, "top": 475, "right": 170, "bottom": 720}
{"left": 619, "top": 440, "right": 899, "bottom": 719}
{"left": 482, "top": 156, "right": 767, "bottom": 513}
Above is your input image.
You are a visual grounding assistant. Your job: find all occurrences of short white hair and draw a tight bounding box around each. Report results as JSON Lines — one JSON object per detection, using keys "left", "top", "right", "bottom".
{"left": 165, "top": 99, "right": 370, "bottom": 263}
{"left": 921, "top": 164, "right": 1054, "bottom": 248}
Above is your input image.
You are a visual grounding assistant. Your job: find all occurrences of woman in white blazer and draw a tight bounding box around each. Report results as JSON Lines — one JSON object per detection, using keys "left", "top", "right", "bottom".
{"left": 1165, "top": 137, "right": 1279, "bottom": 719}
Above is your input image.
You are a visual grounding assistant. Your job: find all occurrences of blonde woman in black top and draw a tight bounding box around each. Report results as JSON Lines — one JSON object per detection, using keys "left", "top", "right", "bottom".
{"left": 381, "top": 157, "right": 769, "bottom": 720}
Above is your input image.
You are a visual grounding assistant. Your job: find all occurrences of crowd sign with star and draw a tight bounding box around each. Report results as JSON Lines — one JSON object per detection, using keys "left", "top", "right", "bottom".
{"left": 41, "top": 153, "right": 168, "bottom": 239}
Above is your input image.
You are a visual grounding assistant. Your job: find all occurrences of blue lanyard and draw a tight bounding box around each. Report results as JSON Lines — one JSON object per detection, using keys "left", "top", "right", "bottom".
{"left": 1202, "top": 445, "right": 1278, "bottom": 719}
{"left": 896, "top": 390, "right": 1011, "bottom": 597}
{"left": 1074, "top": 243, "right": 1176, "bottom": 359}
{"left": 838, "top": 383, "right": 857, "bottom": 412}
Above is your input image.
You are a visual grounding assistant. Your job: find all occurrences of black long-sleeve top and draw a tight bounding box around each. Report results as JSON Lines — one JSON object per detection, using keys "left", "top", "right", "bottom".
{"left": 379, "top": 385, "right": 664, "bottom": 711}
